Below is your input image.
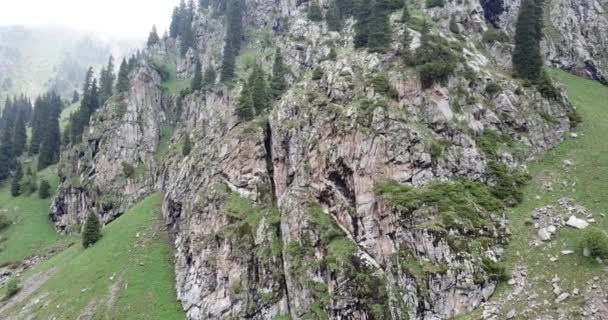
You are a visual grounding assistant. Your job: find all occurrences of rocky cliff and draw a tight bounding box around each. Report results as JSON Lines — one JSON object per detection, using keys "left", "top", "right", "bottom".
{"left": 51, "top": 0, "right": 587, "bottom": 319}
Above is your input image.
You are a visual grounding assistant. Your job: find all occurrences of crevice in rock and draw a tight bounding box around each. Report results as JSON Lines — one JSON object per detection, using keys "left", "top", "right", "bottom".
{"left": 264, "top": 121, "right": 277, "bottom": 206}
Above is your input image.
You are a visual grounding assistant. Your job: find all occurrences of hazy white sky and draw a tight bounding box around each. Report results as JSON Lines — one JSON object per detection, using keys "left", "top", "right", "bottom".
{"left": 0, "top": 0, "right": 181, "bottom": 39}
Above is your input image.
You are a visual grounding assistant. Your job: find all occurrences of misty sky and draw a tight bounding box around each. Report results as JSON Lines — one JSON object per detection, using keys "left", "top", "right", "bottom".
{"left": 0, "top": 0, "right": 181, "bottom": 39}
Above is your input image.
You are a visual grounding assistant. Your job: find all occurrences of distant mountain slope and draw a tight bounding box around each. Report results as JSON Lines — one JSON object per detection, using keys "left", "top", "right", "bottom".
{"left": 0, "top": 26, "right": 136, "bottom": 101}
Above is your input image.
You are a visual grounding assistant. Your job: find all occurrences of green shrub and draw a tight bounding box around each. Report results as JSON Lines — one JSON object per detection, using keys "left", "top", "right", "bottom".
{"left": 371, "top": 75, "right": 399, "bottom": 100}
{"left": 426, "top": 0, "right": 445, "bottom": 8}
{"left": 482, "top": 257, "right": 508, "bottom": 282}
{"left": 582, "top": 228, "right": 608, "bottom": 258}
{"left": 182, "top": 135, "right": 192, "bottom": 156}
{"left": 4, "top": 278, "right": 19, "bottom": 300}
{"left": 82, "top": 213, "right": 102, "bottom": 248}
{"left": 0, "top": 214, "right": 10, "bottom": 230}
{"left": 312, "top": 67, "right": 324, "bottom": 81}
{"left": 535, "top": 74, "right": 561, "bottom": 100}
{"left": 485, "top": 82, "right": 502, "bottom": 96}
{"left": 414, "top": 35, "right": 461, "bottom": 88}
{"left": 482, "top": 28, "right": 510, "bottom": 43}
{"left": 122, "top": 162, "right": 135, "bottom": 178}
{"left": 38, "top": 180, "right": 51, "bottom": 199}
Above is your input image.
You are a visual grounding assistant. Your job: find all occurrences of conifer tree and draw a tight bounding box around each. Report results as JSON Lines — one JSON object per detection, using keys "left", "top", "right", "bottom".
{"left": 220, "top": 0, "right": 244, "bottom": 82}
{"left": 0, "top": 143, "right": 12, "bottom": 181}
{"left": 402, "top": 1, "right": 411, "bottom": 22}
{"left": 326, "top": 0, "right": 343, "bottom": 31}
{"left": 116, "top": 59, "right": 130, "bottom": 93}
{"left": 191, "top": 60, "right": 203, "bottom": 91}
{"left": 182, "top": 135, "right": 192, "bottom": 156}
{"left": 170, "top": 7, "right": 181, "bottom": 38}
{"left": 237, "top": 86, "right": 254, "bottom": 121}
{"left": 402, "top": 26, "right": 412, "bottom": 64}
{"left": 147, "top": 25, "right": 161, "bottom": 48}
{"left": 512, "top": 0, "right": 544, "bottom": 80}
{"left": 38, "top": 179, "right": 51, "bottom": 199}
{"left": 12, "top": 110, "right": 27, "bottom": 157}
{"left": 82, "top": 212, "right": 101, "bottom": 248}
{"left": 354, "top": 1, "right": 372, "bottom": 48}
{"left": 37, "top": 93, "right": 62, "bottom": 170}
{"left": 10, "top": 165, "right": 23, "bottom": 197}
{"left": 308, "top": 1, "right": 323, "bottom": 21}
{"left": 99, "top": 56, "right": 115, "bottom": 106}
{"left": 367, "top": 2, "right": 392, "bottom": 53}
{"left": 72, "top": 90, "right": 80, "bottom": 103}
{"left": 250, "top": 64, "right": 270, "bottom": 114}
{"left": 270, "top": 49, "right": 287, "bottom": 99}
{"left": 202, "top": 66, "right": 217, "bottom": 90}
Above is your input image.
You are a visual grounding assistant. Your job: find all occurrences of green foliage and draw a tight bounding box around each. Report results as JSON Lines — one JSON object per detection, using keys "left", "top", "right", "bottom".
{"left": 582, "top": 228, "right": 608, "bottom": 258}
{"left": 481, "top": 257, "right": 509, "bottom": 282}
{"left": 38, "top": 180, "right": 51, "bottom": 199}
{"left": 182, "top": 135, "right": 192, "bottom": 156}
{"left": 355, "top": 1, "right": 392, "bottom": 53}
{"left": 116, "top": 59, "right": 130, "bottom": 93}
{"left": 10, "top": 165, "right": 23, "bottom": 197}
{"left": 371, "top": 75, "right": 399, "bottom": 100}
{"left": 426, "top": 0, "right": 445, "bottom": 8}
{"left": 512, "top": 0, "right": 544, "bottom": 80}
{"left": 82, "top": 212, "right": 101, "bottom": 248}
{"left": 413, "top": 35, "right": 461, "bottom": 88}
{"left": 485, "top": 81, "right": 502, "bottom": 96}
{"left": 401, "top": 1, "right": 411, "bottom": 22}
{"left": 270, "top": 49, "right": 288, "bottom": 98}
{"left": 312, "top": 67, "right": 324, "bottom": 81}
{"left": 202, "top": 66, "right": 217, "bottom": 91}
{"left": 0, "top": 214, "right": 10, "bottom": 231}
{"left": 4, "top": 278, "right": 19, "bottom": 300}
{"left": 237, "top": 63, "right": 270, "bottom": 121}
{"left": 221, "top": 0, "right": 244, "bottom": 82}
{"left": 375, "top": 180, "right": 504, "bottom": 231}
{"left": 535, "top": 73, "right": 561, "bottom": 100}
{"left": 307, "top": 1, "right": 323, "bottom": 21}
{"left": 147, "top": 25, "right": 160, "bottom": 48}
{"left": 483, "top": 28, "right": 510, "bottom": 43}
{"left": 122, "top": 162, "right": 136, "bottom": 178}
{"left": 191, "top": 60, "right": 203, "bottom": 91}
{"left": 326, "top": 0, "right": 342, "bottom": 31}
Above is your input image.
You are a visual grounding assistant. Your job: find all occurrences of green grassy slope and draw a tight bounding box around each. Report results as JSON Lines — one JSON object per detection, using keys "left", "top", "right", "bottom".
{"left": 0, "top": 165, "right": 64, "bottom": 265}
{"left": 459, "top": 69, "right": 608, "bottom": 318}
{"left": 0, "top": 193, "right": 185, "bottom": 319}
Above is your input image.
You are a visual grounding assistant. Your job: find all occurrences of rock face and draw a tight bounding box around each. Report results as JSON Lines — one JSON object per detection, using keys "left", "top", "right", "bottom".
{"left": 50, "top": 1, "right": 581, "bottom": 319}
{"left": 482, "top": 0, "right": 608, "bottom": 84}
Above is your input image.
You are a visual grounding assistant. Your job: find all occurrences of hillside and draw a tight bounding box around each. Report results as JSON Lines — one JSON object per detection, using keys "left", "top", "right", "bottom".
{"left": 0, "top": 25, "right": 135, "bottom": 102}
{"left": 1, "top": 0, "right": 608, "bottom": 319}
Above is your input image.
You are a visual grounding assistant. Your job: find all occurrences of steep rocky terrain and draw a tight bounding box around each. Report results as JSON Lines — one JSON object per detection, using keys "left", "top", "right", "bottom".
{"left": 481, "top": 0, "right": 608, "bottom": 84}
{"left": 46, "top": 0, "right": 605, "bottom": 319}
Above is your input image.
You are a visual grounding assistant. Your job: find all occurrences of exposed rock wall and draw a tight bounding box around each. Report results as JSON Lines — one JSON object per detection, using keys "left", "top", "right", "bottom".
{"left": 51, "top": 0, "right": 579, "bottom": 319}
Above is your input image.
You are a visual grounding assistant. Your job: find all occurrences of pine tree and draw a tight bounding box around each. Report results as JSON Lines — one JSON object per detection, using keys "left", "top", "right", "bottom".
{"left": 82, "top": 212, "right": 102, "bottom": 248}
{"left": 170, "top": 7, "right": 181, "bottom": 38}
{"left": 237, "top": 86, "right": 254, "bottom": 121}
{"left": 72, "top": 90, "right": 80, "bottom": 103}
{"left": 512, "top": 0, "right": 544, "bottom": 80}
{"left": 116, "top": 59, "right": 130, "bottom": 93}
{"left": 270, "top": 48, "right": 287, "bottom": 99}
{"left": 402, "top": 26, "right": 412, "bottom": 64}
{"left": 38, "top": 179, "right": 51, "bottom": 199}
{"left": 250, "top": 64, "right": 270, "bottom": 114}
{"left": 326, "top": 0, "right": 343, "bottom": 31}
{"left": 182, "top": 135, "right": 192, "bottom": 156}
{"left": 37, "top": 93, "right": 62, "bottom": 170}
{"left": 220, "top": 0, "right": 244, "bottom": 82}
{"left": 0, "top": 143, "right": 12, "bottom": 181}
{"left": 402, "top": 1, "right": 410, "bottom": 22}
{"left": 147, "top": 25, "right": 161, "bottom": 48}
{"left": 12, "top": 109, "right": 27, "bottom": 157}
{"left": 202, "top": 66, "right": 217, "bottom": 90}
{"left": 354, "top": 1, "right": 372, "bottom": 48}
{"left": 99, "top": 56, "right": 115, "bottom": 107}
{"left": 308, "top": 1, "right": 323, "bottom": 21}
{"left": 367, "top": 2, "right": 392, "bottom": 53}
{"left": 191, "top": 60, "right": 203, "bottom": 91}
{"left": 10, "top": 165, "right": 23, "bottom": 197}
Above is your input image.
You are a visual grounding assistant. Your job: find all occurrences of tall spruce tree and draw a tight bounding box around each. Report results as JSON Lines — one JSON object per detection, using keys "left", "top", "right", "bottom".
{"left": 367, "top": 1, "right": 392, "bottom": 53}
{"left": 99, "top": 56, "right": 115, "bottom": 106}
{"left": 250, "top": 64, "right": 270, "bottom": 114}
{"left": 12, "top": 109, "right": 26, "bottom": 157}
{"left": 237, "top": 85, "right": 254, "bottom": 121}
{"left": 37, "top": 92, "right": 62, "bottom": 170}
{"left": 116, "top": 59, "right": 130, "bottom": 93}
{"left": 354, "top": 1, "right": 373, "bottom": 48}
{"left": 270, "top": 49, "right": 287, "bottom": 98}
{"left": 192, "top": 60, "right": 203, "bottom": 91}
{"left": 326, "top": 0, "right": 343, "bottom": 31}
{"left": 147, "top": 25, "right": 161, "bottom": 48}
{"left": 10, "top": 164, "right": 23, "bottom": 197}
{"left": 308, "top": 1, "right": 323, "bottom": 21}
{"left": 202, "top": 66, "right": 217, "bottom": 90}
{"left": 220, "top": 0, "right": 244, "bottom": 82}
{"left": 82, "top": 212, "right": 102, "bottom": 248}
{"left": 402, "top": 1, "right": 411, "bottom": 22}
{"left": 512, "top": 0, "right": 544, "bottom": 80}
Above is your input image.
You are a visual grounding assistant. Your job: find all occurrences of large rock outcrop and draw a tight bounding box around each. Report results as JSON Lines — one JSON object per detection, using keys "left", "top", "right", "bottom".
{"left": 51, "top": 0, "right": 579, "bottom": 319}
